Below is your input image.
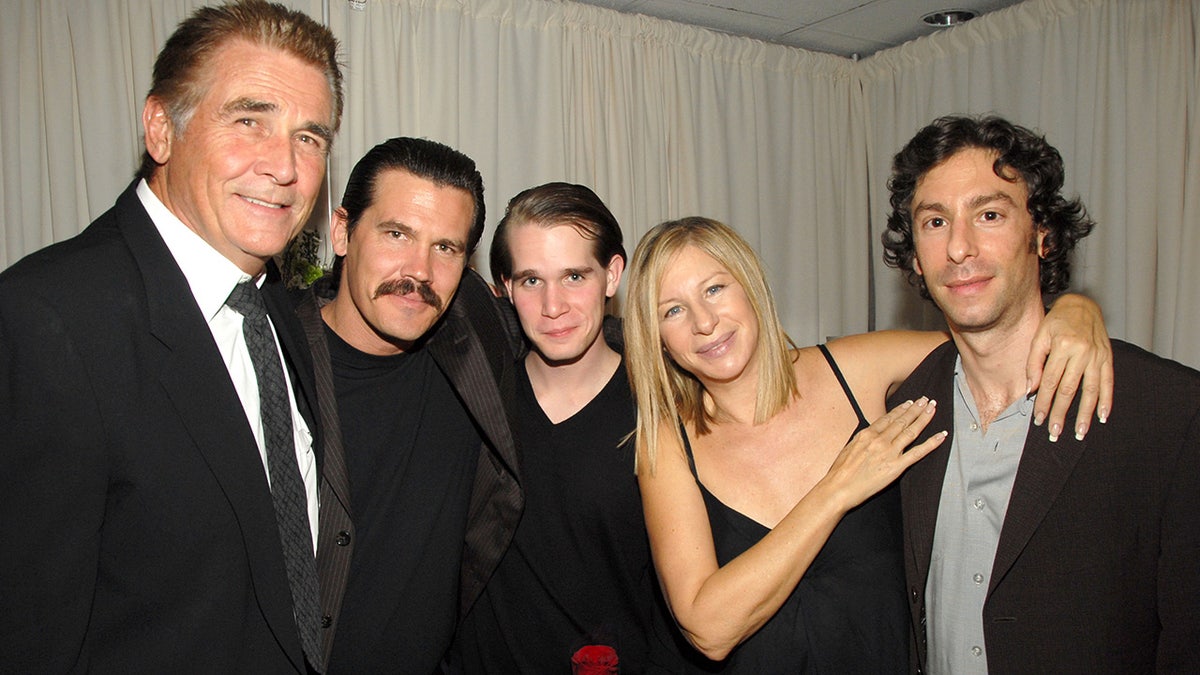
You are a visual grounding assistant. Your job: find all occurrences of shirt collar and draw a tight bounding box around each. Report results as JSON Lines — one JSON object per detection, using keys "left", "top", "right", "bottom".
{"left": 953, "top": 354, "right": 1035, "bottom": 425}
{"left": 137, "top": 179, "right": 258, "bottom": 322}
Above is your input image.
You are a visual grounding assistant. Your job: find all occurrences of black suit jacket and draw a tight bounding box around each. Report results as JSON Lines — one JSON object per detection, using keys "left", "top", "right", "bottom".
{"left": 895, "top": 340, "right": 1200, "bottom": 674}
{"left": 0, "top": 182, "right": 321, "bottom": 672}
{"left": 285, "top": 267, "right": 523, "bottom": 663}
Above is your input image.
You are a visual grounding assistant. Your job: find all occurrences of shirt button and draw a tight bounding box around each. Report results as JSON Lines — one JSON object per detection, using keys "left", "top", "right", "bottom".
{"left": 336, "top": 530, "right": 351, "bottom": 546}
{"left": 972, "top": 645, "right": 983, "bottom": 657}
{"left": 973, "top": 573, "right": 984, "bottom": 584}
{"left": 970, "top": 422, "right": 979, "bottom": 431}
{"left": 973, "top": 498, "right": 985, "bottom": 510}
{"left": 321, "top": 615, "right": 332, "bottom": 628}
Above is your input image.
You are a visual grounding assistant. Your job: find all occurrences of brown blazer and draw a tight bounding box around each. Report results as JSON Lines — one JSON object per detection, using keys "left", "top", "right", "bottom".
{"left": 895, "top": 339, "right": 1200, "bottom": 674}
{"left": 285, "top": 268, "right": 523, "bottom": 662}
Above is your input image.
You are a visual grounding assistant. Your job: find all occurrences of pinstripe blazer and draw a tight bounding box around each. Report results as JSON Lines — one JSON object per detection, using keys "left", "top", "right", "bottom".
{"left": 284, "top": 268, "right": 523, "bottom": 663}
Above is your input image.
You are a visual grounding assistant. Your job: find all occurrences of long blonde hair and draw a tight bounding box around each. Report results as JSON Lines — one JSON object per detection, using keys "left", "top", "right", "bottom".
{"left": 625, "top": 217, "right": 797, "bottom": 472}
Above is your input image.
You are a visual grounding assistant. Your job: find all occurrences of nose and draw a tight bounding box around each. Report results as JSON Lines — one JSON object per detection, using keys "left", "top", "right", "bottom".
{"left": 404, "top": 246, "right": 432, "bottom": 283}
{"left": 256, "top": 134, "right": 299, "bottom": 186}
{"left": 946, "top": 221, "right": 977, "bottom": 264}
{"left": 691, "top": 304, "right": 717, "bottom": 335}
{"left": 542, "top": 284, "right": 567, "bottom": 319}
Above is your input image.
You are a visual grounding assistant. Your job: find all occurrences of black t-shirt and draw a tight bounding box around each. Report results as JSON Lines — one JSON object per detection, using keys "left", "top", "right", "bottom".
{"left": 325, "top": 325, "right": 482, "bottom": 675}
{"left": 455, "top": 359, "right": 686, "bottom": 674}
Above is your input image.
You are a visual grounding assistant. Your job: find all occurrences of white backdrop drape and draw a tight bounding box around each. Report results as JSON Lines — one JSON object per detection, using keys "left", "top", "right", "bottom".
{"left": 1, "top": 0, "right": 1196, "bottom": 366}
{"left": 860, "top": 0, "right": 1200, "bottom": 370}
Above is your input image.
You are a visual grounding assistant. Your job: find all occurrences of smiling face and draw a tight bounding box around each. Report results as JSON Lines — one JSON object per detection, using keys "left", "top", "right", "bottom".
{"left": 503, "top": 222, "right": 623, "bottom": 367}
{"left": 656, "top": 245, "right": 760, "bottom": 387}
{"left": 911, "top": 147, "right": 1047, "bottom": 335}
{"left": 325, "top": 168, "right": 474, "bottom": 355}
{"left": 143, "top": 39, "right": 334, "bottom": 275}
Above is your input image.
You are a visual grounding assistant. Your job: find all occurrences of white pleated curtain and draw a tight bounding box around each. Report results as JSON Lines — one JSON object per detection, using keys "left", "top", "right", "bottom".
{"left": 860, "top": 0, "right": 1200, "bottom": 370}
{"left": 1, "top": 0, "right": 1196, "bottom": 367}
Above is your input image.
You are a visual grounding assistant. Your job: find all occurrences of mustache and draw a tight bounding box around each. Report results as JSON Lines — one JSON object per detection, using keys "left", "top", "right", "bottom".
{"left": 372, "top": 277, "right": 443, "bottom": 312}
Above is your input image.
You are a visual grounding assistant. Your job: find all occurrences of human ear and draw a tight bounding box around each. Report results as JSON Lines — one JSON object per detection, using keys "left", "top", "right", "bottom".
{"left": 331, "top": 207, "right": 351, "bottom": 256}
{"left": 605, "top": 255, "right": 625, "bottom": 298}
{"left": 142, "top": 97, "right": 173, "bottom": 164}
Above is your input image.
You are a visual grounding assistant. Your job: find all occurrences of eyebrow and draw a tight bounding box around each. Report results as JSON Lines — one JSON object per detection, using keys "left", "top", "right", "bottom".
{"left": 655, "top": 271, "right": 725, "bottom": 307}
{"left": 376, "top": 220, "right": 413, "bottom": 236}
{"left": 913, "top": 191, "right": 1017, "bottom": 216}
{"left": 379, "top": 221, "right": 466, "bottom": 252}
{"left": 511, "top": 265, "right": 595, "bottom": 281}
{"left": 222, "top": 97, "right": 334, "bottom": 145}
{"left": 437, "top": 236, "right": 468, "bottom": 253}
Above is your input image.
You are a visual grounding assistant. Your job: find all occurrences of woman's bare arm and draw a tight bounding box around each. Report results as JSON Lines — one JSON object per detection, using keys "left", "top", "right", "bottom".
{"left": 638, "top": 400, "right": 945, "bottom": 660}
{"left": 826, "top": 293, "right": 1113, "bottom": 440}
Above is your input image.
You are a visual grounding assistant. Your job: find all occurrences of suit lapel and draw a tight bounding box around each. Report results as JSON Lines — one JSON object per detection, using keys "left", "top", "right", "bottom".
{"left": 988, "top": 418, "right": 1087, "bottom": 596}
{"left": 902, "top": 345, "right": 958, "bottom": 594}
{"left": 427, "top": 298, "right": 519, "bottom": 476}
{"left": 294, "top": 290, "right": 354, "bottom": 660}
{"left": 116, "top": 185, "right": 306, "bottom": 671}
{"left": 294, "top": 293, "right": 351, "bottom": 520}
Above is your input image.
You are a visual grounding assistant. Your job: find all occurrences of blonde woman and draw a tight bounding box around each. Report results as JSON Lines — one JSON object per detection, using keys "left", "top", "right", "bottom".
{"left": 624, "top": 217, "right": 1110, "bottom": 672}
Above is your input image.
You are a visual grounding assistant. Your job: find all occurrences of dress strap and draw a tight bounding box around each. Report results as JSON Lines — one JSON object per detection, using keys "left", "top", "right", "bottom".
{"left": 679, "top": 421, "right": 702, "bottom": 481}
{"left": 817, "top": 343, "right": 869, "bottom": 431}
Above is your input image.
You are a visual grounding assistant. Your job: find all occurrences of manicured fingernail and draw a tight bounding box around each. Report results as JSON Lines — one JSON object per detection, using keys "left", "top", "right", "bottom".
{"left": 1049, "top": 423, "right": 1061, "bottom": 442}
{"left": 1033, "top": 412, "right": 1045, "bottom": 426}
{"left": 1026, "top": 379, "right": 1032, "bottom": 396}
{"left": 915, "top": 397, "right": 928, "bottom": 407}
{"left": 1099, "top": 408, "right": 1108, "bottom": 424}
{"left": 926, "top": 399, "right": 937, "bottom": 413}
{"left": 1075, "top": 424, "right": 1087, "bottom": 441}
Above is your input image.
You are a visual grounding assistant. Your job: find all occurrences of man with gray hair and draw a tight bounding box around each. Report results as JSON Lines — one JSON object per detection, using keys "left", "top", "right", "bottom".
{"left": 0, "top": 2, "right": 342, "bottom": 671}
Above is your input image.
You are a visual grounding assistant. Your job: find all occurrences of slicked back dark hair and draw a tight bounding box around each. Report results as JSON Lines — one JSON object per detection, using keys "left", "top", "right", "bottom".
{"left": 319, "top": 136, "right": 485, "bottom": 290}
{"left": 882, "top": 114, "right": 1094, "bottom": 299}
{"left": 489, "top": 182, "right": 626, "bottom": 290}
{"left": 339, "top": 137, "right": 485, "bottom": 249}
{"left": 137, "top": 0, "right": 343, "bottom": 180}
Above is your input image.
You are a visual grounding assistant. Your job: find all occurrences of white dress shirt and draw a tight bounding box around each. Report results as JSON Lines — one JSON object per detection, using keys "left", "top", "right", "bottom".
{"left": 137, "top": 180, "right": 318, "bottom": 552}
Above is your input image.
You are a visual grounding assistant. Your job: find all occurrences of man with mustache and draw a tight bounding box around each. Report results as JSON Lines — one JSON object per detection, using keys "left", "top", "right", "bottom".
{"left": 282, "top": 136, "right": 521, "bottom": 674}
{"left": 883, "top": 115, "right": 1200, "bottom": 674}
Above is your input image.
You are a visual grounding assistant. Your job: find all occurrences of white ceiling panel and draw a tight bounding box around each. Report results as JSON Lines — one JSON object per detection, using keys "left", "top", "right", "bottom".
{"left": 565, "top": 0, "right": 1027, "bottom": 58}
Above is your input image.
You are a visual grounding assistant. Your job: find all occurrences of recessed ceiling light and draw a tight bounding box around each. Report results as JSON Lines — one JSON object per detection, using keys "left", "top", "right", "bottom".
{"left": 922, "top": 9, "right": 977, "bottom": 27}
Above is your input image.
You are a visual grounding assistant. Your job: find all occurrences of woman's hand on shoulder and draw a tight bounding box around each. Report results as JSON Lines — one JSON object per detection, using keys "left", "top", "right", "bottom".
{"left": 818, "top": 397, "right": 946, "bottom": 512}
{"left": 1029, "top": 293, "right": 1114, "bottom": 442}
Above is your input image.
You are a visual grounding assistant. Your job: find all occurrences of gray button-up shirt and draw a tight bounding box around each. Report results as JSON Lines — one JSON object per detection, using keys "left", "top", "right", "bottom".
{"left": 926, "top": 357, "right": 1033, "bottom": 675}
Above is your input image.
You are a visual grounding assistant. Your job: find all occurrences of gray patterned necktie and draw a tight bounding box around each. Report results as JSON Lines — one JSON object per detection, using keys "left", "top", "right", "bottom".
{"left": 226, "top": 280, "right": 323, "bottom": 673}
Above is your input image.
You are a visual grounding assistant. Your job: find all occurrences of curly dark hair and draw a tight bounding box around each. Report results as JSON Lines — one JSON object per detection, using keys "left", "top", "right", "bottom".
{"left": 881, "top": 115, "right": 1094, "bottom": 299}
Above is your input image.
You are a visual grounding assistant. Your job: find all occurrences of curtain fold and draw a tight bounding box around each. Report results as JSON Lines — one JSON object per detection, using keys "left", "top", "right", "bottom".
{"left": 323, "top": 0, "right": 866, "bottom": 343}
{"left": 1, "top": 0, "right": 1196, "bottom": 365}
{"left": 859, "top": 0, "right": 1199, "bottom": 368}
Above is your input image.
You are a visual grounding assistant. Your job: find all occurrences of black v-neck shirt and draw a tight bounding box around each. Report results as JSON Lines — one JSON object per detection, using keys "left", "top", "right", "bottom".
{"left": 455, "top": 359, "right": 684, "bottom": 673}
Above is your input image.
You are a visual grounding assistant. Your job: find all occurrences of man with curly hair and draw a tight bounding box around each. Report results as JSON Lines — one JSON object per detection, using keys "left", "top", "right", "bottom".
{"left": 883, "top": 115, "right": 1199, "bottom": 674}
